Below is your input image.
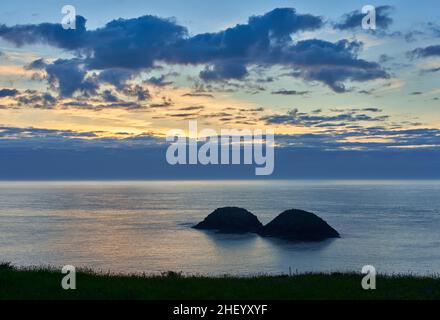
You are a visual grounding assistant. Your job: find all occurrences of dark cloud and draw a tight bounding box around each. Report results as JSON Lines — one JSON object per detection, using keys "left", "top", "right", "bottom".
{"left": 200, "top": 112, "right": 233, "bottom": 118}
{"left": 399, "top": 21, "right": 440, "bottom": 43}
{"left": 275, "top": 126, "right": 440, "bottom": 150}
{"left": 97, "top": 68, "right": 136, "bottom": 90}
{"left": 271, "top": 89, "right": 309, "bottom": 95}
{"left": 61, "top": 101, "right": 94, "bottom": 109}
{"left": 85, "top": 16, "right": 185, "bottom": 70}
{"left": 0, "top": 88, "right": 18, "bottom": 97}
{"left": 0, "top": 15, "right": 185, "bottom": 68}
{"left": 239, "top": 107, "right": 264, "bottom": 112}
{"left": 44, "top": 59, "right": 98, "bottom": 97}
{"left": 149, "top": 98, "right": 173, "bottom": 108}
{"left": 263, "top": 108, "right": 389, "bottom": 126}
{"left": 178, "top": 105, "right": 205, "bottom": 111}
{"left": 378, "top": 54, "right": 393, "bottom": 63}
{"left": 0, "top": 125, "right": 98, "bottom": 140}
{"left": 144, "top": 75, "right": 173, "bottom": 86}
{"left": 0, "top": 8, "right": 388, "bottom": 94}
{"left": 25, "top": 58, "right": 47, "bottom": 70}
{"left": 335, "top": 5, "right": 394, "bottom": 31}
{"left": 169, "top": 8, "right": 323, "bottom": 64}
{"left": 167, "top": 112, "right": 198, "bottom": 118}
{"left": 122, "top": 85, "right": 151, "bottom": 101}
{"left": 200, "top": 61, "right": 248, "bottom": 81}
{"left": 256, "top": 77, "right": 275, "bottom": 83}
{"left": 5, "top": 14, "right": 184, "bottom": 96}
{"left": 428, "top": 22, "right": 440, "bottom": 37}
{"left": 93, "top": 101, "right": 143, "bottom": 110}
{"left": 102, "top": 89, "right": 119, "bottom": 102}
{"left": 286, "top": 40, "right": 389, "bottom": 92}
{"left": 358, "top": 89, "right": 374, "bottom": 95}
{"left": 0, "top": 16, "right": 88, "bottom": 48}
{"left": 182, "top": 93, "right": 214, "bottom": 98}
{"left": 404, "top": 30, "right": 426, "bottom": 42}
{"left": 421, "top": 67, "right": 440, "bottom": 74}
{"left": 409, "top": 45, "right": 440, "bottom": 58}
{"left": 15, "top": 90, "right": 57, "bottom": 109}
{"left": 362, "top": 108, "right": 382, "bottom": 112}
{"left": 2, "top": 122, "right": 439, "bottom": 154}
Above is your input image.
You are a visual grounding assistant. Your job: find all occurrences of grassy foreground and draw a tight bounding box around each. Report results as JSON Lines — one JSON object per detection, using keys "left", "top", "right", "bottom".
{"left": 1, "top": 263, "right": 439, "bottom": 300}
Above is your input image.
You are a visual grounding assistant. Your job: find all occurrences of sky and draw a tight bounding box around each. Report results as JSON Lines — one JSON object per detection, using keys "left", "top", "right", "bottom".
{"left": 0, "top": 0, "right": 439, "bottom": 179}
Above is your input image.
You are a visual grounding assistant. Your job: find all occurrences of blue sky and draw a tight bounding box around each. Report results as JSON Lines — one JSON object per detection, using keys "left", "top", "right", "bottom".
{"left": 0, "top": 0, "right": 439, "bottom": 179}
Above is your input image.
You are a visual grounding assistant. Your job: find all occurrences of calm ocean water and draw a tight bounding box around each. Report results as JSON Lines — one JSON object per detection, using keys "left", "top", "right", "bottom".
{"left": 0, "top": 180, "right": 439, "bottom": 275}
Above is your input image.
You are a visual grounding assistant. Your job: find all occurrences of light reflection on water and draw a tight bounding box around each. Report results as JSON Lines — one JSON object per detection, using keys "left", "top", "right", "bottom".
{"left": 0, "top": 180, "right": 439, "bottom": 275}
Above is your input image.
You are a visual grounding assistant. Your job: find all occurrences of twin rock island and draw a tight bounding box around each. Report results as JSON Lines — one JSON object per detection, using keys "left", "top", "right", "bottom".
{"left": 193, "top": 207, "right": 340, "bottom": 241}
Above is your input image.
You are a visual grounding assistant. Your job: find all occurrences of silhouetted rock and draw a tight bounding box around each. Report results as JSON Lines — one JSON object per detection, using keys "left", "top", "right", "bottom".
{"left": 193, "top": 207, "right": 263, "bottom": 233}
{"left": 259, "top": 209, "right": 339, "bottom": 241}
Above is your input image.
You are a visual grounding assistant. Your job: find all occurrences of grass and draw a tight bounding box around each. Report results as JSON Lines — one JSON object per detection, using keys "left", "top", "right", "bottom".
{"left": 0, "top": 262, "right": 439, "bottom": 300}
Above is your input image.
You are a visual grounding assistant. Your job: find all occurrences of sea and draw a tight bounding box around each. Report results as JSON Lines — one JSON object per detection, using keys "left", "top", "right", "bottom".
{"left": 0, "top": 180, "right": 439, "bottom": 276}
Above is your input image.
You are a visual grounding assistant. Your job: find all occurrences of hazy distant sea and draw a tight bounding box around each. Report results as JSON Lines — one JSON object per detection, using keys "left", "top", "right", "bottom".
{"left": 1, "top": 180, "right": 439, "bottom": 275}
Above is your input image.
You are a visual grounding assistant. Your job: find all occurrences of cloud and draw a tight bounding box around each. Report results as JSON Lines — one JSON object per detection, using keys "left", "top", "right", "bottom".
{"left": 0, "top": 125, "right": 98, "bottom": 140}
{"left": 0, "top": 88, "right": 18, "bottom": 97}
{"left": 61, "top": 101, "right": 94, "bottom": 109}
{"left": 275, "top": 127, "right": 440, "bottom": 151}
{"left": 362, "top": 108, "right": 382, "bottom": 112}
{"left": 169, "top": 8, "right": 324, "bottom": 64}
{"left": 25, "top": 58, "right": 47, "bottom": 70}
{"left": 97, "top": 68, "right": 136, "bottom": 90}
{"left": 285, "top": 40, "right": 389, "bottom": 92}
{"left": 182, "top": 93, "right": 214, "bottom": 98}
{"left": 149, "top": 98, "right": 173, "bottom": 108}
{"left": 404, "top": 30, "right": 426, "bottom": 42}
{"left": 0, "top": 15, "right": 184, "bottom": 67}
{"left": 178, "top": 105, "right": 205, "bottom": 111}
{"left": 28, "top": 60, "right": 141, "bottom": 102}
{"left": 200, "top": 61, "right": 248, "bottom": 81}
{"left": 335, "top": 5, "right": 394, "bottom": 31}
{"left": 2, "top": 122, "right": 440, "bottom": 153}
{"left": 428, "top": 22, "right": 440, "bottom": 38}
{"left": 15, "top": 90, "right": 57, "bottom": 109}
{"left": 271, "top": 89, "right": 309, "bottom": 95}
{"left": 409, "top": 45, "right": 440, "bottom": 58}
{"left": 44, "top": 59, "right": 98, "bottom": 97}
{"left": 421, "top": 67, "right": 440, "bottom": 74}
{"left": 122, "top": 85, "right": 151, "bottom": 101}
{"left": 101, "top": 89, "right": 119, "bottom": 102}
{"left": 144, "top": 75, "right": 173, "bottom": 86}
{"left": 0, "top": 16, "right": 88, "bottom": 48}
{"left": 262, "top": 108, "right": 389, "bottom": 126}
{"left": 0, "top": 8, "right": 388, "bottom": 94}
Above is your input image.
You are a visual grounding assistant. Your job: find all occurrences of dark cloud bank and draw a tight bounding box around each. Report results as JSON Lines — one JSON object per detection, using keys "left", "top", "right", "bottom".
{"left": 1, "top": 123, "right": 440, "bottom": 179}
